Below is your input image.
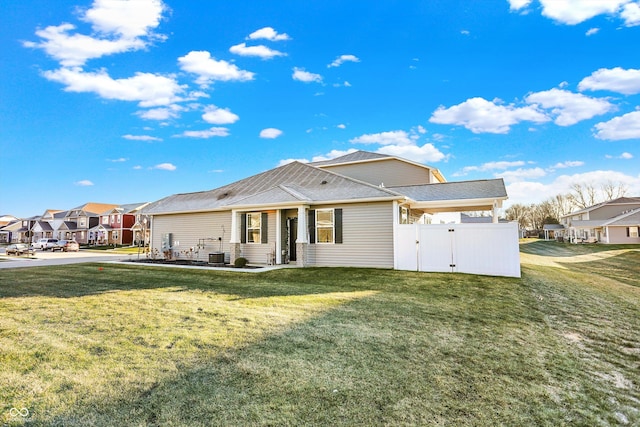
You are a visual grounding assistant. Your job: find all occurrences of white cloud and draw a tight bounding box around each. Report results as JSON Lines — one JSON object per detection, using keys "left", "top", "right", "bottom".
{"left": 24, "top": 24, "right": 146, "bottom": 67}
{"left": 154, "top": 163, "right": 176, "bottom": 171}
{"left": 377, "top": 143, "right": 448, "bottom": 163}
{"left": 586, "top": 27, "right": 600, "bottom": 36}
{"left": 328, "top": 54, "right": 360, "bottom": 68}
{"left": 123, "top": 134, "right": 161, "bottom": 141}
{"left": 81, "top": 0, "right": 167, "bottom": 38}
{"left": 202, "top": 105, "right": 239, "bottom": 125}
{"left": 310, "top": 149, "right": 359, "bottom": 162}
{"left": 337, "top": 124, "right": 346, "bottom": 129}
{"left": 229, "top": 43, "right": 286, "bottom": 59}
{"left": 136, "top": 106, "right": 182, "bottom": 120}
{"left": 108, "top": 157, "right": 128, "bottom": 162}
{"left": 429, "top": 97, "right": 550, "bottom": 134}
{"left": 505, "top": 169, "right": 640, "bottom": 207}
{"left": 621, "top": 1, "right": 640, "bottom": 25}
{"left": 607, "top": 152, "right": 635, "bottom": 159}
{"left": 179, "top": 127, "right": 230, "bottom": 138}
{"left": 259, "top": 128, "right": 283, "bottom": 139}
{"left": 508, "top": 0, "right": 533, "bottom": 11}
{"left": 292, "top": 67, "right": 323, "bottom": 83}
{"left": 247, "top": 27, "right": 290, "bottom": 41}
{"left": 578, "top": 67, "right": 640, "bottom": 95}
{"left": 178, "top": 51, "right": 255, "bottom": 87}
{"left": 537, "top": 0, "right": 630, "bottom": 25}
{"left": 350, "top": 130, "right": 414, "bottom": 146}
{"left": 133, "top": 165, "right": 143, "bottom": 170}
{"left": 43, "top": 67, "right": 184, "bottom": 107}
{"left": 551, "top": 160, "right": 585, "bottom": 168}
{"left": 497, "top": 167, "right": 547, "bottom": 183}
{"left": 460, "top": 161, "right": 526, "bottom": 174}
{"left": 24, "top": 0, "right": 166, "bottom": 66}
{"left": 525, "top": 88, "right": 614, "bottom": 126}
{"left": 74, "top": 179, "right": 94, "bottom": 186}
{"left": 594, "top": 110, "right": 640, "bottom": 140}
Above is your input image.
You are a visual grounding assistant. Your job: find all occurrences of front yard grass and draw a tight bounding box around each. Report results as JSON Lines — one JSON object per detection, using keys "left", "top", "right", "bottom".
{"left": 1, "top": 242, "right": 639, "bottom": 425}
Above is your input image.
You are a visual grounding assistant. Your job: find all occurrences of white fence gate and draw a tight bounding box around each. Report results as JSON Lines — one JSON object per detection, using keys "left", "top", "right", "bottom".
{"left": 395, "top": 223, "right": 521, "bottom": 278}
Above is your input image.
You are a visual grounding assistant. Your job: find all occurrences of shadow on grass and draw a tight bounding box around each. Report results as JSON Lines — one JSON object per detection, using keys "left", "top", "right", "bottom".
{"left": 519, "top": 240, "right": 639, "bottom": 257}
{"left": 0, "top": 263, "right": 440, "bottom": 300}
{"left": 40, "top": 285, "right": 578, "bottom": 426}
{"left": 555, "top": 250, "right": 640, "bottom": 288}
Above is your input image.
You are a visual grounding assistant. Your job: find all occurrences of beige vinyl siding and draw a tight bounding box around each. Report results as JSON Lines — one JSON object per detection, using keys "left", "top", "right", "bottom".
{"left": 240, "top": 210, "right": 277, "bottom": 265}
{"left": 320, "top": 158, "right": 433, "bottom": 186}
{"left": 151, "top": 211, "right": 231, "bottom": 262}
{"left": 608, "top": 226, "right": 640, "bottom": 244}
{"left": 307, "top": 201, "right": 394, "bottom": 268}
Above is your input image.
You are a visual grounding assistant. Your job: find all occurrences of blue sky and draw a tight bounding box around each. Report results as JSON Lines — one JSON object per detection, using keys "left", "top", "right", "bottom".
{"left": 2, "top": 0, "right": 639, "bottom": 218}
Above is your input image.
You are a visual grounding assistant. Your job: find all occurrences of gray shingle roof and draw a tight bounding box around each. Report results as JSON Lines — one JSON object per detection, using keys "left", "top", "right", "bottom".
{"left": 389, "top": 179, "right": 507, "bottom": 202}
{"left": 144, "top": 161, "right": 401, "bottom": 214}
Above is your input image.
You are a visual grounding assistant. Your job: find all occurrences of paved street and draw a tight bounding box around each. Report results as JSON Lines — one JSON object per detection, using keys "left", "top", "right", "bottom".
{"left": 0, "top": 249, "right": 139, "bottom": 269}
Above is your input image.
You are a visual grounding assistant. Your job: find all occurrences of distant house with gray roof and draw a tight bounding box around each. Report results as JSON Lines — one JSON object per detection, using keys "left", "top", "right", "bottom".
{"left": 559, "top": 197, "right": 640, "bottom": 244}
{"left": 143, "top": 151, "right": 509, "bottom": 268}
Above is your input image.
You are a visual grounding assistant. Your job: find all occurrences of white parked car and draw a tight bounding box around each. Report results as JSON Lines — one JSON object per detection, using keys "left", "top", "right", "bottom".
{"left": 32, "top": 238, "right": 58, "bottom": 250}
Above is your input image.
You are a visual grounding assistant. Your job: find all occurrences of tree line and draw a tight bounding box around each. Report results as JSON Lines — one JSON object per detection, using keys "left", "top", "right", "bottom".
{"left": 504, "top": 181, "right": 629, "bottom": 230}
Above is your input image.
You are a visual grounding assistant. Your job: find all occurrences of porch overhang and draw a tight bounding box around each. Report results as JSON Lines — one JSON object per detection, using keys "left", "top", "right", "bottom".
{"left": 406, "top": 197, "right": 506, "bottom": 213}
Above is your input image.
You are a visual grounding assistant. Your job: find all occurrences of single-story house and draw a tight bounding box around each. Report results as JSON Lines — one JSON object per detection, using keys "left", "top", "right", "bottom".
{"left": 559, "top": 197, "right": 640, "bottom": 244}
{"left": 542, "top": 224, "right": 565, "bottom": 241}
{"left": 143, "top": 151, "right": 511, "bottom": 269}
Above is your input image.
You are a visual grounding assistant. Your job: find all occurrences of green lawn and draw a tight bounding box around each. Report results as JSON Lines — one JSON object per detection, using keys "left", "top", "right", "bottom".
{"left": 1, "top": 241, "right": 639, "bottom": 426}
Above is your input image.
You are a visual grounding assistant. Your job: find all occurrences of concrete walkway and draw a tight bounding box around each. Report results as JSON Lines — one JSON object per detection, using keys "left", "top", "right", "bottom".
{"left": 0, "top": 249, "right": 290, "bottom": 272}
{"left": 0, "top": 250, "right": 135, "bottom": 269}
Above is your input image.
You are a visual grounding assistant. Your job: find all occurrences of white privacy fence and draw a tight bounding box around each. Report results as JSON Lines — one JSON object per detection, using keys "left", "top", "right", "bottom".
{"left": 394, "top": 223, "right": 521, "bottom": 278}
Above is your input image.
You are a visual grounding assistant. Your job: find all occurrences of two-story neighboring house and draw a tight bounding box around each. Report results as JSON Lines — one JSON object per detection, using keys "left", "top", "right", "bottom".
{"left": 560, "top": 197, "right": 640, "bottom": 244}
{"left": 96, "top": 203, "right": 149, "bottom": 245}
{"left": 59, "top": 203, "right": 119, "bottom": 244}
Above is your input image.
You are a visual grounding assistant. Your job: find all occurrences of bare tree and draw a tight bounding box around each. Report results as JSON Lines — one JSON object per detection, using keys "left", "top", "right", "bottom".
{"left": 570, "top": 181, "right": 629, "bottom": 209}
{"left": 570, "top": 183, "right": 598, "bottom": 209}
{"left": 505, "top": 204, "right": 530, "bottom": 229}
{"left": 602, "top": 180, "right": 628, "bottom": 200}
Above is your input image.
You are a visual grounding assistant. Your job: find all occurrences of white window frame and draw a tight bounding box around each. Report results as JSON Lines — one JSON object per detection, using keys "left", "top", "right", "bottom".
{"left": 316, "top": 209, "right": 335, "bottom": 244}
{"left": 630, "top": 226, "right": 639, "bottom": 238}
{"left": 246, "top": 213, "right": 261, "bottom": 244}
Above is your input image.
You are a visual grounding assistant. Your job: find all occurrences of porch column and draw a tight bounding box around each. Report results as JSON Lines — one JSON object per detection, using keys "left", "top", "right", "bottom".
{"left": 492, "top": 200, "right": 499, "bottom": 223}
{"left": 275, "top": 209, "right": 282, "bottom": 264}
{"left": 229, "top": 210, "right": 241, "bottom": 264}
{"left": 296, "top": 205, "right": 308, "bottom": 266}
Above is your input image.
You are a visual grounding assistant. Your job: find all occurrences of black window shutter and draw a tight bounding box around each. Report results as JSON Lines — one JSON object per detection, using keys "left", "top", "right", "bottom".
{"left": 261, "top": 212, "right": 268, "bottom": 244}
{"left": 627, "top": 227, "right": 630, "bottom": 237}
{"left": 308, "top": 210, "right": 316, "bottom": 244}
{"left": 335, "top": 208, "right": 343, "bottom": 244}
{"left": 240, "top": 213, "right": 247, "bottom": 244}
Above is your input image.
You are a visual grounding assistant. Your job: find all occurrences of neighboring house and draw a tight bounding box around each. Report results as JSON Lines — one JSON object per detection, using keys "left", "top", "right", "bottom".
{"left": 2, "top": 218, "right": 38, "bottom": 243}
{"left": 96, "top": 202, "right": 149, "bottom": 245}
{"left": 0, "top": 215, "right": 18, "bottom": 243}
{"left": 559, "top": 197, "right": 640, "bottom": 244}
{"left": 59, "top": 203, "right": 119, "bottom": 244}
{"left": 542, "top": 224, "right": 565, "bottom": 241}
{"left": 143, "top": 151, "right": 509, "bottom": 268}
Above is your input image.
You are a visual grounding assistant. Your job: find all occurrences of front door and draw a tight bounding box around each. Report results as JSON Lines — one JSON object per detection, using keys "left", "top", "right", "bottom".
{"left": 288, "top": 218, "right": 297, "bottom": 261}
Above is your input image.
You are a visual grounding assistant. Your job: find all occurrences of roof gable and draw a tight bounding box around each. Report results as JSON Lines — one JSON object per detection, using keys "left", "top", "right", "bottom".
{"left": 144, "top": 161, "right": 401, "bottom": 214}
{"left": 310, "top": 150, "right": 446, "bottom": 183}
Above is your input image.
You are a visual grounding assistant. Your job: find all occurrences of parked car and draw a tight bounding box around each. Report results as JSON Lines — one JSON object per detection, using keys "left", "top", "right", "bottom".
{"left": 52, "top": 240, "right": 80, "bottom": 252}
{"left": 31, "top": 238, "right": 58, "bottom": 251}
{"left": 32, "top": 238, "right": 58, "bottom": 250}
{"left": 5, "top": 243, "right": 35, "bottom": 256}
